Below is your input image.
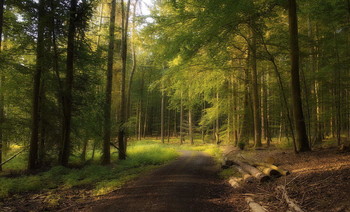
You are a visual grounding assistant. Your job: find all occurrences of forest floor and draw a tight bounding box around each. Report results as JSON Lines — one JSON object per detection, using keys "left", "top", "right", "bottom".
{"left": 223, "top": 145, "right": 350, "bottom": 211}
{"left": 1, "top": 150, "right": 236, "bottom": 212}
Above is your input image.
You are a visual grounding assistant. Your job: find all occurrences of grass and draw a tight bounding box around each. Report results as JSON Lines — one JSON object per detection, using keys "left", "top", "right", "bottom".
{"left": 0, "top": 140, "right": 179, "bottom": 199}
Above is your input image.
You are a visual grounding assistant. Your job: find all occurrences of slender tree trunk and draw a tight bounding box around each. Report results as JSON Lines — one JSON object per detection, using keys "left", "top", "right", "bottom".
{"left": 167, "top": 108, "right": 170, "bottom": 143}
{"left": 60, "top": 0, "right": 77, "bottom": 166}
{"left": 189, "top": 108, "right": 193, "bottom": 145}
{"left": 250, "top": 27, "right": 262, "bottom": 148}
{"left": 215, "top": 91, "right": 220, "bottom": 144}
{"left": 180, "top": 92, "right": 183, "bottom": 144}
{"left": 81, "top": 139, "right": 88, "bottom": 162}
{"left": 118, "top": 0, "right": 131, "bottom": 160}
{"left": 288, "top": 0, "right": 310, "bottom": 152}
{"left": 0, "top": 0, "right": 4, "bottom": 172}
{"left": 28, "top": 0, "right": 45, "bottom": 170}
{"left": 161, "top": 89, "right": 165, "bottom": 143}
{"left": 102, "top": 0, "right": 116, "bottom": 165}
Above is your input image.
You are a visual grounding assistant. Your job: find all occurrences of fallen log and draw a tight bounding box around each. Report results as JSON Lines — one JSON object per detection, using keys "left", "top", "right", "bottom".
{"left": 255, "top": 162, "right": 290, "bottom": 176}
{"left": 228, "top": 177, "right": 242, "bottom": 188}
{"left": 276, "top": 185, "right": 304, "bottom": 212}
{"left": 232, "top": 159, "right": 270, "bottom": 183}
{"left": 0, "top": 147, "right": 28, "bottom": 167}
{"left": 233, "top": 165, "right": 254, "bottom": 183}
{"left": 256, "top": 166, "right": 282, "bottom": 178}
{"left": 245, "top": 197, "right": 268, "bottom": 212}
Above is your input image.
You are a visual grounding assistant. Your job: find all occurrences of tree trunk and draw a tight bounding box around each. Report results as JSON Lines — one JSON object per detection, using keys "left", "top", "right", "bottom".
{"left": 288, "top": 0, "right": 310, "bottom": 152}
{"left": 180, "top": 91, "right": 184, "bottom": 144}
{"left": 0, "top": 0, "right": 4, "bottom": 172}
{"left": 102, "top": 0, "right": 116, "bottom": 165}
{"left": 161, "top": 89, "right": 165, "bottom": 143}
{"left": 250, "top": 26, "right": 262, "bottom": 148}
{"left": 189, "top": 108, "right": 193, "bottom": 145}
{"left": 59, "top": 0, "right": 77, "bottom": 166}
{"left": 28, "top": 0, "right": 45, "bottom": 170}
{"left": 118, "top": 0, "right": 131, "bottom": 160}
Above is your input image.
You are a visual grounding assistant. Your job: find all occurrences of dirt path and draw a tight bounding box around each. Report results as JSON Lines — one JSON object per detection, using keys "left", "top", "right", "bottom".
{"left": 75, "top": 151, "right": 235, "bottom": 212}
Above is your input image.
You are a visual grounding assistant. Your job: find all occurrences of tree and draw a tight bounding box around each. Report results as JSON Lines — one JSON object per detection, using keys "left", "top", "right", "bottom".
{"left": 28, "top": 0, "right": 45, "bottom": 170}
{"left": 102, "top": 0, "right": 117, "bottom": 165}
{"left": 0, "top": 0, "right": 4, "bottom": 172}
{"left": 118, "top": 0, "right": 131, "bottom": 160}
{"left": 59, "top": 0, "right": 78, "bottom": 166}
{"left": 288, "top": 0, "right": 311, "bottom": 152}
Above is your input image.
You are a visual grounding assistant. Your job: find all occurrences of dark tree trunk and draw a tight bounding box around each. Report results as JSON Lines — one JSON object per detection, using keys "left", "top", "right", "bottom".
{"left": 189, "top": 109, "right": 193, "bottom": 145}
{"left": 161, "top": 90, "right": 165, "bottom": 143}
{"left": 59, "top": 0, "right": 77, "bottom": 166}
{"left": 28, "top": 0, "right": 45, "bottom": 170}
{"left": 288, "top": 0, "right": 310, "bottom": 152}
{"left": 0, "top": 0, "right": 4, "bottom": 171}
{"left": 102, "top": 0, "right": 116, "bottom": 165}
{"left": 250, "top": 27, "right": 262, "bottom": 148}
{"left": 118, "top": 0, "right": 131, "bottom": 160}
{"left": 180, "top": 92, "right": 184, "bottom": 144}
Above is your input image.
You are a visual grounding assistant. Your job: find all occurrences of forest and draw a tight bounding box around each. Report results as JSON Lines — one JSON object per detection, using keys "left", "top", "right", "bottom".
{"left": 0, "top": 0, "right": 350, "bottom": 211}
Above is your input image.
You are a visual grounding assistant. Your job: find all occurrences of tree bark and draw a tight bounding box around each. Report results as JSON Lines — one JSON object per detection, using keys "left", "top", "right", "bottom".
{"left": 102, "top": 0, "right": 116, "bottom": 165}
{"left": 161, "top": 89, "right": 165, "bottom": 143}
{"left": 0, "top": 0, "right": 4, "bottom": 171}
{"left": 59, "top": 0, "right": 77, "bottom": 166}
{"left": 189, "top": 108, "right": 193, "bottom": 145}
{"left": 249, "top": 25, "right": 262, "bottom": 148}
{"left": 118, "top": 0, "right": 131, "bottom": 160}
{"left": 288, "top": 0, "right": 310, "bottom": 152}
{"left": 180, "top": 91, "right": 184, "bottom": 144}
{"left": 28, "top": 0, "right": 45, "bottom": 170}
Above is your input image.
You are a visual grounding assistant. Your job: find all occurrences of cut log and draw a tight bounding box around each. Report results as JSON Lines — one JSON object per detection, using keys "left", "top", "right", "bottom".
{"left": 255, "top": 162, "right": 290, "bottom": 176}
{"left": 245, "top": 197, "right": 268, "bottom": 212}
{"left": 228, "top": 177, "right": 242, "bottom": 188}
{"left": 232, "top": 159, "right": 270, "bottom": 182}
{"left": 233, "top": 165, "right": 254, "bottom": 183}
{"left": 276, "top": 185, "right": 304, "bottom": 212}
{"left": 256, "top": 166, "right": 282, "bottom": 177}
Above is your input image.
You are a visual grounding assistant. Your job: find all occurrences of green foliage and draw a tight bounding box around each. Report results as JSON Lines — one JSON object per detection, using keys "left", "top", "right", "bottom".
{"left": 0, "top": 141, "right": 179, "bottom": 198}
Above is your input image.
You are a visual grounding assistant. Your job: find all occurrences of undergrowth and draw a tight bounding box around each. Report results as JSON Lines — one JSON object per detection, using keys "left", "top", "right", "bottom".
{"left": 0, "top": 141, "right": 179, "bottom": 198}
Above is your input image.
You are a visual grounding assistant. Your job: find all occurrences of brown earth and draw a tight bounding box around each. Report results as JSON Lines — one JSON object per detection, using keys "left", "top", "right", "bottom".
{"left": 75, "top": 150, "right": 236, "bottom": 212}
{"left": 1, "top": 151, "right": 237, "bottom": 212}
{"left": 223, "top": 146, "right": 350, "bottom": 212}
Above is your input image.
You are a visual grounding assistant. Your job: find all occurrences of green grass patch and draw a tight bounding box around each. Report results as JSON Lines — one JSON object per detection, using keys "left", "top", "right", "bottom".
{"left": 0, "top": 140, "right": 179, "bottom": 199}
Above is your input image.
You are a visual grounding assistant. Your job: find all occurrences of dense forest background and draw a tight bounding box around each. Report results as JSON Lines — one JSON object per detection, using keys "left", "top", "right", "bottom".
{"left": 0, "top": 0, "right": 349, "bottom": 171}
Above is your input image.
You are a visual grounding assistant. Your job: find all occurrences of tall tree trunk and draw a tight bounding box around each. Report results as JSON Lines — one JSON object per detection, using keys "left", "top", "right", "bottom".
{"left": 189, "top": 108, "right": 193, "bottom": 145}
{"left": 288, "top": 0, "right": 310, "bottom": 152}
{"left": 180, "top": 92, "right": 183, "bottom": 144}
{"left": 161, "top": 89, "right": 165, "bottom": 143}
{"left": 0, "top": 0, "right": 4, "bottom": 172}
{"left": 250, "top": 26, "right": 262, "bottom": 148}
{"left": 28, "top": 0, "right": 45, "bottom": 170}
{"left": 60, "top": 0, "right": 77, "bottom": 166}
{"left": 118, "top": 0, "right": 131, "bottom": 160}
{"left": 102, "top": 0, "right": 116, "bottom": 165}
{"left": 215, "top": 91, "right": 220, "bottom": 144}
{"left": 167, "top": 107, "right": 171, "bottom": 143}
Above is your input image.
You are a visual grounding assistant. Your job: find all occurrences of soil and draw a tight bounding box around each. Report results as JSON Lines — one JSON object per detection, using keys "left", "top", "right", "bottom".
{"left": 223, "top": 146, "right": 350, "bottom": 212}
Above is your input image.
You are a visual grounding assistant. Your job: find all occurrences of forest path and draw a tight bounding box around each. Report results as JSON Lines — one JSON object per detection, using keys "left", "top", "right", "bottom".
{"left": 80, "top": 151, "right": 235, "bottom": 212}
